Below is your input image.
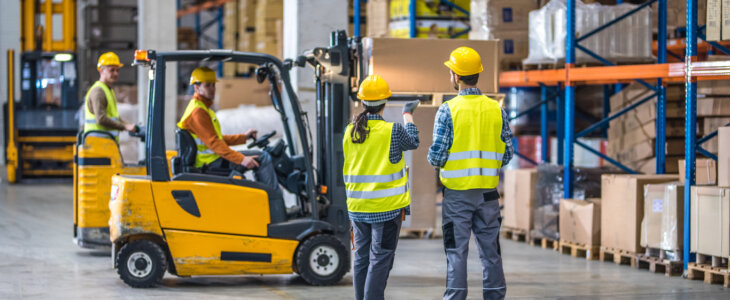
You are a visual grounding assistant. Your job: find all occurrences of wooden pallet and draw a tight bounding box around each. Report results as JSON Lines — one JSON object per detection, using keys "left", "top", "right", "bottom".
{"left": 400, "top": 228, "right": 434, "bottom": 239}
{"left": 696, "top": 253, "right": 729, "bottom": 268}
{"left": 687, "top": 262, "right": 730, "bottom": 288}
{"left": 558, "top": 240, "right": 599, "bottom": 260}
{"left": 634, "top": 255, "right": 683, "bottom": 277}
{"left": 599, "top": 247, "right": 637, "bottom": 267}
{"left": 530, "top": 236, "right": 559, "bottom": 251}
{"left": 500, "top": 227, "right": 528, "bottom": 243}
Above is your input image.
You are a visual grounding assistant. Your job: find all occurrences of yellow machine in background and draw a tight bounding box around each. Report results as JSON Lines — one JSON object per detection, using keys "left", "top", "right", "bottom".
{"left": 5, "top": 0, "right": 80, "bottom": 182}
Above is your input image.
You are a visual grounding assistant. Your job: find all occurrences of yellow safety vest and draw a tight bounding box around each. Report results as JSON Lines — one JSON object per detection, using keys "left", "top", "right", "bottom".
{"left": 439, "top": 95, "right": 506, "bottom": 190}
{"left": 83, "top": 81, "right": 120, "bottom": 140}
{"left": 177, "top": 99, "right": 223, "bottom": 168}
{"left": 342, "top": 120, "right": 411, "bottom": 213}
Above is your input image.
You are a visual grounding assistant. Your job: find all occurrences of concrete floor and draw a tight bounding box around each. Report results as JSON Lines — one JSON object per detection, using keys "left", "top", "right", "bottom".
{"left": 1, "top": 179, "right": 729, "bottom": 299}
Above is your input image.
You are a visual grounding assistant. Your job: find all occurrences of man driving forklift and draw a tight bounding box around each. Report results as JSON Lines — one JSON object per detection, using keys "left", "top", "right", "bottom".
{"left": 177, "top": 66, "right": 281, "bottom": 196}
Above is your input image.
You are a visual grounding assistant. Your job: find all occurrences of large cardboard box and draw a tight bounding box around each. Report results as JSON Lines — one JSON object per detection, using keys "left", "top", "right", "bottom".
{"left": 723, "top": 0, "right": 730, "bottom": 40}
{"left": 503, "top": 169, "right": 538, "bottom": 232}
{"left": 698, "top": 80, "right": 730, "bottom": 96}
{"left": 720, "top": 127, "right": 730, "bottom": 187}
{"left": 214, "top": 78, "right": 272, "bottom": 110}
{"left": 408, "top": 106, "right": 440, "bottom": 229}
{"left": 679, "top": 158, "right": 717, "bottom": 185}
{"left": 488, "top": 29, "right": 529, "bottom": 64}
{"left": 364, "top": 38, "right": 499, "bottom": 93}
{"left": 560, "top": 198, "right": 601, "bottom": 246}
{"left": 698, "top": 97, "right": 730, "bottom": 116}
{"left": 367, "top": 0, "right": 390, "bottom": 37}
{"left": 691, "top": 186, "right": 730, "bottom": 257}
{"left": 708, "top": 0, "right": 722, "bottom": 41}
{"left": 641, "top": 183, "right": 684, "bottom": 252}
{"left": 601, "top": 174, "right": 678, "bottom": 253}
{"left": 470, "top": 0, "right": 538, "bottom": 31}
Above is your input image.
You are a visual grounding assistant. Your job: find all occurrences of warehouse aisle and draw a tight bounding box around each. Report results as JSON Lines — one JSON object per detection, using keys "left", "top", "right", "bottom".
{"left": 0, "top": 179, "right": 727, "bottom": 299}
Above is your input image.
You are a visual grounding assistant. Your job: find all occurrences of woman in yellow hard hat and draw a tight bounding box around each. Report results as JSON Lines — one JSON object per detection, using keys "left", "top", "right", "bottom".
{"left": 342, "top": 74, "right": 420, "bottom": 300}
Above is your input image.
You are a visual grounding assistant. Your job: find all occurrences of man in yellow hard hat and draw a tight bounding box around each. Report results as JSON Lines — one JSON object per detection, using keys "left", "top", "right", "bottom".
{"left": 429, "top": 47, "right": 513, "bottom": 300}
{"left": 177, "top": 67, "right": 280, "bottom": 196}
{"left": 343, "top": 75, "right": 420, "bottom": 300}
{"left": 83, "top": 52, "right": 138, "bottom": 139}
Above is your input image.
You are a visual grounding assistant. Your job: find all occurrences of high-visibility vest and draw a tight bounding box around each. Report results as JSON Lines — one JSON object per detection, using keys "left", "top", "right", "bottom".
{"left": 177, "top": 99, "right": 223, "bottom": 168}
{"left": 439, "top": 94, "right": 506, "bottom": 190}
{"left": 342, "top": 120, "right": 411, "bottom": 213}
{"left": 83, "top": 81, "right": 120, "bottom": 140}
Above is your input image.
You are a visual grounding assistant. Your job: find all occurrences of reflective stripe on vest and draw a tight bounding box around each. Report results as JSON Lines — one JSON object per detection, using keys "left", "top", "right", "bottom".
{"left": 83, "top": 81, "right": 120, "bottom": 140}
{"left": 342, "top": 120, "right": 411, "bottom": 213}
{"left": 439, "top": 95, "right": 506, "bottom": 190}
{"left": 177, "top": 99, "right": 224, "bottom": 168}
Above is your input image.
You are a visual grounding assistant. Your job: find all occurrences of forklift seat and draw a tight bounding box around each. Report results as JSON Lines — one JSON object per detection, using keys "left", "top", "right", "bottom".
{"left": 172, "top": 128, "right": 230, "bottom": 176}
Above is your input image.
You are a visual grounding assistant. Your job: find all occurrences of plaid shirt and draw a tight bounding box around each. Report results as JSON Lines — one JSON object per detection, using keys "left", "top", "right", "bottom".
{"left": 348, "top": 114, "right": 418, "bottom": 223}
{"left": 427, "top": 88, "right": 514, "bottom": 168}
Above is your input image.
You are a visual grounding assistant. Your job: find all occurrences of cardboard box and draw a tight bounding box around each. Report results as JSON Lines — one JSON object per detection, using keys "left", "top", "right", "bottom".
{"left": 608, "top": 119, "right": 686, "bottom": 152}
{"left": 485, "top": 29, "right": 529, "bottom": 64}
{"left": 560, "top": 198, "right": 601, "bottom": 246}
{"left": 698, "top": 80, "right": 730, "bottom": 96}
{"left": 214, "top": 78, "right": 272, "bottom": 110}
{"left": 503, "top": 169, "right": 538, "bottom": 232}
{"left": 407, "top": 106, "right": 440, "bottom": 229}
{"left": 679, "top": 158, "right": 717, "bottom": 185}
{"left": 367, "top": 0, "right": 390, "bottom": 37}
{"left": 601, "top": 174, "right": 678, "bottom": 253}
{"left": 723, "top": 0, "right": 730, "bottom": 40}
{"left": 707, "top": 0, "right": 722, "bottom": 41}
{"left": 641, "top": 183, "right": 684, "bottom": 251}
{"left": 610, "top": 83, "right": 683, "bottom": 112}
{"left": 691, "top": 186, "right": 730, "bottom": 257}
{"left": 702, "top": 117, "right": 730, "bottom": 136}
{"left": 698, "top": 97, "right": 730, "bottom": 116}
{"left": 470, "top": 0, "right": 538, "bottom": 31}
{"left": 719, "top": 127, "right": 730, "bottom": 187}
{"left": 364, "top": 37, "right": 499, "bottom": 94}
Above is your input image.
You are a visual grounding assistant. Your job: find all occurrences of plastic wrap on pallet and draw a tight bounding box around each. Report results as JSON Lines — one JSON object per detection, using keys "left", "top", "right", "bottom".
{"left": 641, "top": 182, "right": 684, "bottom": 261}
{"left": 523, "top": 0, "right": 653, "bottom": 65}
{"left": 531, "top": 164, "right": 615, "bottom": 240}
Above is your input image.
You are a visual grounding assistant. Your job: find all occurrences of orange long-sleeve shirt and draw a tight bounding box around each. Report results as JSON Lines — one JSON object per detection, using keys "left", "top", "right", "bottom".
{"left": 180, "top": 93, "right": 249, "bottom": 165}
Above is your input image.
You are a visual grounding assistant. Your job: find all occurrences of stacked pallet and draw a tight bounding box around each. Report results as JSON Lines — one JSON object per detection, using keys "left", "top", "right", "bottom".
{"left": 635, "top": 182, "right": 685, "bottom": 276}
{"left": 607, "top": 83, "right": 686, "bottom": 174}
{"left": 689, "top": 184, "right": 730, "bottom": 287}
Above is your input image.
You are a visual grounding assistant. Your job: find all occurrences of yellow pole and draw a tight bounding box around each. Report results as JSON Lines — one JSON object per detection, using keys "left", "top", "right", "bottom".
{"left": 21, "top": 0, "right": 35, "bottom": 51}
{"left": 6, "top": 50, "right": 18, "bottom": 183}
{"left": 44, "top": 0, "right": 52, "bottom": 52}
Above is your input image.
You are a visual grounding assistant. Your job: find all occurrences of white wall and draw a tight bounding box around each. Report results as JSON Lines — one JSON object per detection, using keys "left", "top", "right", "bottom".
{"left": 0, "top": 0, "right": 21, "bottom": 165}
{"left": 137, "top": 0, "right": 178, "bottom": 152}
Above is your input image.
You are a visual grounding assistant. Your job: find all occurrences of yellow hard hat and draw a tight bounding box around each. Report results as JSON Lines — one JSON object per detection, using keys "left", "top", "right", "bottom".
{"left": 444, "top": 46, "right": 483, "bottom": 76}
{"left": 97, "top": 52, "right": 123, "bottom": 71}
{"left": 357, "top": 74, "right": 392, "bottom": 104}
{"left": 189, "top": 67, "right": 218, "bottom": 85}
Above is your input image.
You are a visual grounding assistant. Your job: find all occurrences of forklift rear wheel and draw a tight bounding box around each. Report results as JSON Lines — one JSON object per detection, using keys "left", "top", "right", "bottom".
{"left": 295, "top": 234, "right": 349, "bottom": 286}
{"left": 116, "top": 240, "right": 167, "bottom": 288}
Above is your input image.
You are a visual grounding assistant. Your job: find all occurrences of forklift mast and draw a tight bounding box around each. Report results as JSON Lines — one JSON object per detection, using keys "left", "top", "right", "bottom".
{"left": 305, "top": 30, "right": 366, "bottom": 237}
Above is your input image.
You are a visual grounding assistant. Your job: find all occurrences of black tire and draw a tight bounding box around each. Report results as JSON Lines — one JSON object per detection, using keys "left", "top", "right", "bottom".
{"left": 116, "top": 240, "right": 167, "bottom": 288}
{"left": 295, "top": 234, "right": 349, "bottom": 286}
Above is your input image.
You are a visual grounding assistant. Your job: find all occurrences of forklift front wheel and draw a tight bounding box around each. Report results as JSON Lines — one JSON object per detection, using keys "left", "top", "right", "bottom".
{"left": 295, "top": 234, "right": 349, "bottom": 286}
{"left": 116, "top": 240, "right": 168, "bottom": 288}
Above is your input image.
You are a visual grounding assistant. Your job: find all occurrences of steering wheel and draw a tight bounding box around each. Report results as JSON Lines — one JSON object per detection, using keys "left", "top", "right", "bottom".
{"left": 247, "top": 130, "right": 276, "bottom": 149}
{"left": 129, "top": 125, "right": 146, "bottom": 142}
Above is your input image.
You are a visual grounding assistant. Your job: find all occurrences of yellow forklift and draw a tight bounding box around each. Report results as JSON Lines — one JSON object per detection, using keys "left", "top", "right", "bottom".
{"left": 110, "top": 32, "right": 361, "bottom": 287}
{"left": 4, "top": 0, "right": 80, "bottom": 182}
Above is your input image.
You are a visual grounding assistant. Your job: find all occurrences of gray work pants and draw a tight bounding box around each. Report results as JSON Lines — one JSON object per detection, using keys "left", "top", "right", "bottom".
{"left": 208, "top": 149, "right": 282, "bottom": 197}
{"left": 352, "top": 215, "right": 403, "bottom": 300}
{"left": 442, "top": 188, "right": 505, "bottom": 300}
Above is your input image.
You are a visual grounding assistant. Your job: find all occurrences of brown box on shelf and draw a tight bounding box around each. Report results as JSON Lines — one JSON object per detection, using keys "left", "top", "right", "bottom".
{"left": 690, "top": 186, "right": 730, "bottom": 257}
{"left": 609, "top": 83, "right": 683, "bottom": 112}
{"left": 367, "top": 0, "right": 389, "bottom": 37}
{"left": 679, "top": 158, "right": 717, "bottom": 185}
{"left": 365, "top": 37, "right": 499, "bottom": 93}
{"left": 601, "top": 174, "right": 678, "bottom": 254}
{"left": 698, "top": 80, "right": 730, "bottom": 96}
{"left": 707, "top": 0, "right": 722, "bottom": 41}
{"left": 641, "top": 183, "right": 684, "bottom": 252}
{"left": 608, "top": 119, "right": 686, "bottom": 153}
{"left": 214, "top": 78, "right": 272, "bottom": 110}
{"left": 636, "top": 156, "right": 682, "bottom": 174}
{"left": 702, "top": 117, "right": 730, "bottom": 136}
{"left": 560, "top": 198, "right": 601, "bottom": 246}
{"left": 503, "top": 169, "right": 538, "bottom": 233}
{"left": 488, "top": 29, "right": 529, "bottom": 64}
{"left": 698, "top": 97, "right": 730, "bottom": 116}
{"left": 723, "top": 0, "right": 730, "bottom": 40}
{"left": 719, "top": 127, "right": 730, "bottom": 187}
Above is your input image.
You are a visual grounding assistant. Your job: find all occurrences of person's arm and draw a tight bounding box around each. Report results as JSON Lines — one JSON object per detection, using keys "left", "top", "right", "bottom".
{"left": 89, "top": 87, "right": 126, "bottom": 131}
{"left": 183, "top": 108, "right": 245, "bottom": 165}
{"left": 427, "top": 104, "right": 453, "bottom": 168}
{"left": 388, "top": 123, "right": 420, "bottom": 164}
{"left": 222, "top": 134, "right": 248, "bottom": 146}
{"left": 500, "top": 108, "right": 514, "bottom": 166}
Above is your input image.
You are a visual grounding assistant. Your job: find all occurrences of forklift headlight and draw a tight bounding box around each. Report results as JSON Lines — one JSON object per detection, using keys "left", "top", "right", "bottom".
{"left": 53, "top": 53, "right": 73, "bottom": 62}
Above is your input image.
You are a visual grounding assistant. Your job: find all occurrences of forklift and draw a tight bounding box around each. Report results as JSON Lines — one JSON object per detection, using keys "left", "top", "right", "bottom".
{"left": 4, "top": 0, "right": 80, "bottom": 182}
{"left": 109, "top": 30, "right": 363, "bottom": 287}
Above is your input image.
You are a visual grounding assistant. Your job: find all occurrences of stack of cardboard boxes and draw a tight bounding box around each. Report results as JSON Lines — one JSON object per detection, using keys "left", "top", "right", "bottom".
{"left": 607, "top": 83, "right": 686, "bottom": 174}
{"left": 469, "top": 0, "right": 538, "bottom": 69}
{"left": 367, "top": 0, "right": 389, "bottom": 37}
{"left": 254, "top": 0, "right": 283, "bottom": 57}
{"left": 697, "top": 57, "right": 730, "bottom": 155}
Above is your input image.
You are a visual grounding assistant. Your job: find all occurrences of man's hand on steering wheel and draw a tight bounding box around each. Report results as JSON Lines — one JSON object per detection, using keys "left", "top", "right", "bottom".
{"left": 245, "top": 129, "right": 258, "bottom": 140}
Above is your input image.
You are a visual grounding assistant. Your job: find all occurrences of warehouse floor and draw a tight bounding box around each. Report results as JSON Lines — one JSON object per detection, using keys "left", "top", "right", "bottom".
{"left": 1, "top": 178, "right": 728, "bottom": 299}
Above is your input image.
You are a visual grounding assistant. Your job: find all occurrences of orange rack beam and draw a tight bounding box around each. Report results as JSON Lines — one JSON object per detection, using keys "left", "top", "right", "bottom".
{"left": 499, "top": 60, "right": 730, "bottom": 87}
{"left": 177, "top": 0, "right": 233, "bottom": 18}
